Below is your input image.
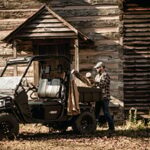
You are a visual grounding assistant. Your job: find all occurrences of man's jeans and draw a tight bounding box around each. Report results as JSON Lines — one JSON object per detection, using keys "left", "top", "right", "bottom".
{"left": 95, "top": 98, "right": 115, "bottom": 130}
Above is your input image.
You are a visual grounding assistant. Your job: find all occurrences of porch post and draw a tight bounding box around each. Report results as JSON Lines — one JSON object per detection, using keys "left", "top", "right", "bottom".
{"left": 33, "top": 44, "right": 39, "bottom": 85}
{"left": 13, "top": 40, "right": 17, "bottom": 76}
{"left": 74, "top": 38, "right": 79, "bottom": 71}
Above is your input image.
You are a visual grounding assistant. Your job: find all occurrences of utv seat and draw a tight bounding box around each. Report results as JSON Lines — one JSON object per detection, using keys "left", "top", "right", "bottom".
{"left": 38, "top": 78, "right": 64, "bottom": 99}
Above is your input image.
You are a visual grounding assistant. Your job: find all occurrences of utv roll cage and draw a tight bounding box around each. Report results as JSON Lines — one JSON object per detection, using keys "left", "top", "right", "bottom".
{"left": 0, "top": 55, "right": 70, "bottom": 93}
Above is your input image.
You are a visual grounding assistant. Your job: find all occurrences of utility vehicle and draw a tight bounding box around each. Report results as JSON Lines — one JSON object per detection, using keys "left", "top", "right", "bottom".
{"left": 0, "top": 55, "right": 101, "bottom": 139}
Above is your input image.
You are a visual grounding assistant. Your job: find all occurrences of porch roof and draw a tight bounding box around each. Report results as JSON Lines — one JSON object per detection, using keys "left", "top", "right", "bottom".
{"left": 3, "top": 5, "right": 90, "bottom": 43}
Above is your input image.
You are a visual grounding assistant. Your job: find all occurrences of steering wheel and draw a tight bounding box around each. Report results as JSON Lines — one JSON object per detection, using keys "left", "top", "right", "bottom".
{"left": 26, "top": 82, "right": 38, "bottom": 99}
{"left": 21, "top": 78, "right": 38, "bottom": 99}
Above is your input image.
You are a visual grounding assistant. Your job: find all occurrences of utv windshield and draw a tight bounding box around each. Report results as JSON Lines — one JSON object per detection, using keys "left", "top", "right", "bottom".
{"left": 0, "top": 57, "right": 31, "bottom": 93}
{"left": 0, "top": 76, "right": 22, "bottom": 92}
{"left": 0, "top": 55, "right": 70, "bottom": 94}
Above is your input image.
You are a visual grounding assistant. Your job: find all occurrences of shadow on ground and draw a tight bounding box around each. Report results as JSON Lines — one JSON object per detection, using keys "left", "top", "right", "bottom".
{"left": 18, "top": 128, "right": 150, "bottom": 141}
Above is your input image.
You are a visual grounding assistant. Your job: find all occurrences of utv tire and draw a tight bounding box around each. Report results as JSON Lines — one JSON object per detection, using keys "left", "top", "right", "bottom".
{"left": 72, "top": 111, "right": 96, "bottom": 134}
{"left": 0, "top": 113, "right": 19, "bottom": 140}
{"left": 51, "top": 122, "right": 68, "bottom": 133}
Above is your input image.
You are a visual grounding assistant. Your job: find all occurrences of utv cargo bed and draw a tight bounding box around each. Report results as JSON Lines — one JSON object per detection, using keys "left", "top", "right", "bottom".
{"left": 78, "top": 87, "right": 102, "bottom": 103}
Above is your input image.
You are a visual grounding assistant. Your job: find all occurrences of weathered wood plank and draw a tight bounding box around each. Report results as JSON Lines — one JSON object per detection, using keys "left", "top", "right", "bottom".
{"left": 68, "top": 19, "right": 119, "bottom": 28}
{"left": 125, "top": 11, "right": 150, "bottom": 15}
{"left": 0, "top": 0, "right": 41, "bottom": 9}
{"left": 124, "top": 55, "right": 150, "bottom": 59}
{"left": 123, "top": 23, "right": 150, "bottom": 28}
{"left": 124, "top": 81, "right": 150, "bottom": 85}
{"left": 0, "top": 30, "right": 12, "bottom": 41}
{"left": 124, "top": 72, "right": 150, "bottom": 76}
{"left": 124, "top": 107, "right": 150, "bottom": 111}
{"left": 0, "top": 9, "right": 36, "bottom": 19}
{"left": 125, "top": 28, "right": 150, "bottom": 32}
{"left": 125, "top": 32, "right": 150, "bottom": 37}
{"left": 54, "top": 5, "right": 118, "bottom": 10}
{"left": 55, "top": 7, "right": 119, "bottom": 17}
{"left": 24, "top": 28, "right": 72, "bottom": 32}
{"left": 124, "top": 45, "right": 150, "bottom": 50}
{"left": 127, "top": 8, "right": 150, "bottom": 11}
{"left": 124, "top": 19, "right": 150, "bottom": 23}
{"left": 124, "top": 64, "right": 150, "bottom": 68}
{"left": 33, "top": 19, "right": 61, "bottom": 23}
{"left": 66, "top": 15, "right": 119, "bottom": 21}
{"left": 38, "top": 14, "right": 55, "bottom": 19}
{"left": 124, "top": 84, "right": 150, "bottom": 88}
{"left": 124, "top": 37, "right": 150, "bottom": 41}
{"left": 17, "top": 32, "right": 76, "bottom": 37}
{"left": 27, "top": 23, "right": 65, "bottom": 28}
{"left": 124, "top": 14, "right": 150, "bottom": 19}
{"left": 81, "top": 27, "right": 119, "bottom": 33}
{"left": 0, "top": 3, "right": 118, "bottom": 10}
{"left": 124, "top": 50, "right": 150, "bottom": 55}
{"left": 124, "top": 41, "right": 150, "bottom": 45}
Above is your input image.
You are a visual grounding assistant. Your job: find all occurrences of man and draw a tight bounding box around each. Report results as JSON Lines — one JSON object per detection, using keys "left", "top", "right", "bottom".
{"left": 94, "top": 62, "right": 115, "bottom": 132}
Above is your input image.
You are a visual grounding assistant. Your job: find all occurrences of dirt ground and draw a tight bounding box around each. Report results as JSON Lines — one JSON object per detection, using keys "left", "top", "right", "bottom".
{"left": 0, "top": 124, "right": 149, "bottom": 150}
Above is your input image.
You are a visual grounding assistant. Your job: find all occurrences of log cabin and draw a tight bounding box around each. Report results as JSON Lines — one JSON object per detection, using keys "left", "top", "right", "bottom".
{"left": 0, "top": 0, "right": 150, "bottom": 121}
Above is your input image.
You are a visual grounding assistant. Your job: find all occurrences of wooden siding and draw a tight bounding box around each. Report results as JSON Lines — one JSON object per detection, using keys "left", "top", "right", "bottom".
{"left": 4, "top": 6, "right": 77, "bottom": 41}
{"left": 122, "top": 0, "right": 150, "bottom": 112}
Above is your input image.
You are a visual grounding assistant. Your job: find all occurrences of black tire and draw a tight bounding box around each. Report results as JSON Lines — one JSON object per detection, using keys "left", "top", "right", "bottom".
{"left": 51, "top": 122, "right": 68, "bottom": 133}
{"left": 0, "top": 113, "right": 19, "bottom": 140}
{"left": 72, "top": 111, "right": 96, "bottom": 134}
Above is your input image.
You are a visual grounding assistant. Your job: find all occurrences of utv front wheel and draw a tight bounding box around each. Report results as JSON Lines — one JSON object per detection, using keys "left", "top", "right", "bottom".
{"left": 72, "top": 111, "right": 96, "bottom": 134}
{"left": 50, "top": 122, "right": 68, "bottom": 133}
{"left": 0, "top": 113, "right": 19, "bottom": 140}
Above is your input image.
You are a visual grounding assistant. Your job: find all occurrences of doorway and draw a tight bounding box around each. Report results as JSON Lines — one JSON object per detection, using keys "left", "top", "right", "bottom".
{"left": 33, "top": 39, "right": 72, "bottom": 84}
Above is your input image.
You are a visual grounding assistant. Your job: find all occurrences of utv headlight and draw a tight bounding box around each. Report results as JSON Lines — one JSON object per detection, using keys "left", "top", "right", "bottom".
{"left": 0, "top": 100, "right": 5, "bottom": 107}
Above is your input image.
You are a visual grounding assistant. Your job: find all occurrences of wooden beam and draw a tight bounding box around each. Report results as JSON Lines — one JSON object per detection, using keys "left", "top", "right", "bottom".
{"left": 33, "top": 61, "right": 39, "bottom": 85}
{"left": 17, "top": 32, "right": 76, "bottom": 37}
{"left": 13, "top": 40, "right": 17, "bottom": 76}
{"left": 33, "top": 46, "right": 39, "bottom": 85}
{"left": 74, "top": 38, "right": 79, "bottom": 71}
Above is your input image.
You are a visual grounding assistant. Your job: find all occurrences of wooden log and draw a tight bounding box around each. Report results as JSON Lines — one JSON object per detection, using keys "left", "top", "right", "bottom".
{"left": 124, "top": 19, "right": 150, "bottom": 23}
{"left": 54, "top": 5, "right": 118, "bottom": 10}
{"left": 74, "top": 38, "right": 79, "bottom": 71}
{"left": 124, "top": 45, "right": 150, "bottom": 50}
{"left": 124, "top": 107, "right": 150, "bottom": 110}
{"left": 124, "top": 85, "right": 150, "bottom": 89}
{"left": 125, "top": 28, "right": 150, "bottom": 32}
{"left": 0, "top": 9, "right": 36, "bottom": 19}
{"left": 124, "top": 14, "right": 150, "bottom": 19}
{"left": 124, "top": 24, "right": 150, "bottom": 28}
{"left": 125, "top": 32, "right": 150, "bottom": 37}
{"left": 124, "top": 37, "right": 150, "bottom": 41}
{"left": 124, "top": 41, "right": 150, "bottom": 45}
{"left": 124, "top": 98, "right": 150, "bottom": 102}
{"left": 124, "top": 81, "right": 150, "bottom": 85}
{"left": 127, "top": 8, "right": 150, "bottom": 11}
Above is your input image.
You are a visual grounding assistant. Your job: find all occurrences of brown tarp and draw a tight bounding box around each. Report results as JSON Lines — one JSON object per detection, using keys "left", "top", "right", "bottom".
{"left": 67, "top": 74, "right": 80, "bottom": 115}
{"left": 67, "top": 70, "right": 93, "bottom": 115}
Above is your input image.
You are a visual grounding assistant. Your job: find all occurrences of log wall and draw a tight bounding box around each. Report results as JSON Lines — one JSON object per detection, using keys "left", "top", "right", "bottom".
{"left": 0, "top": 0, "right": 122, "bottom": 102}
{"left": 122, "top": 0, "right": 150, "bottom": 113}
